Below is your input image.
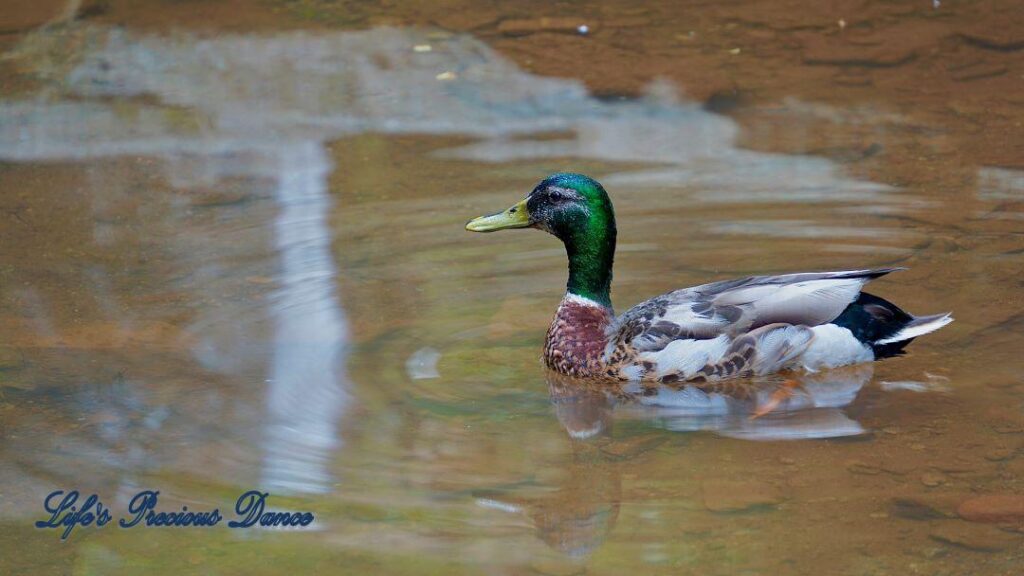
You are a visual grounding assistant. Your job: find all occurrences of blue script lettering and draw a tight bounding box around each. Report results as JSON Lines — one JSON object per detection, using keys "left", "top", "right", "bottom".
{"left": 119, "top": 490, "right": 222, "bottom": 528}
{"left": 35, "top": 490, "right": 112, "bottom": 540}
{"left": 229, "top": 490, "right": 314, "bottom": 528}
{"left": 37, "top": 488, "right": 307, "bottom": 538}
{"left": 120, "top": 490, "right": 159, "bottom": 528}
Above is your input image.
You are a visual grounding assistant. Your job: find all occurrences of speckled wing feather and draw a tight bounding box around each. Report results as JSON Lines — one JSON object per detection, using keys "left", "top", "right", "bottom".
{"left": 668, "top": 324, "right": 815, "bottom": 382}
{"left": 606, "top": 268, "right": 901, "bottom": 360}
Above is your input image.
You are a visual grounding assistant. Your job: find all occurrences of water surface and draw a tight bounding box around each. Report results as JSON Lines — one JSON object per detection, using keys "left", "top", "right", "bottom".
{"left": 1, "top": 4, "right": 1023, "bottom": 575}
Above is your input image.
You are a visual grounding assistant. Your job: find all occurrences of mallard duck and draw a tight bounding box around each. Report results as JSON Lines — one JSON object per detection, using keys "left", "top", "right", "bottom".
{"left": 466, "top": 173, "right": 953, "bottom": 383}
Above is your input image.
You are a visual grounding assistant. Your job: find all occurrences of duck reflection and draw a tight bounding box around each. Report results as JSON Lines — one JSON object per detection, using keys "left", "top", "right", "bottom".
{"left": 475, "top": 424, "right": 624, "bottom": 559}
{"left": 478, "top": 366, "right": 874, "bottom": 559}
{"left": 550, "top": 364, "right": 873, "bottom": 441}
{"left": 479, "top": 450, "right": 622, "bottom": 559}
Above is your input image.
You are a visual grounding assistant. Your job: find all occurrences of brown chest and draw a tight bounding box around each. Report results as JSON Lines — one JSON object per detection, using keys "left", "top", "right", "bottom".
{"left": 543, "top": 299, "right": 614, "bottom": 378}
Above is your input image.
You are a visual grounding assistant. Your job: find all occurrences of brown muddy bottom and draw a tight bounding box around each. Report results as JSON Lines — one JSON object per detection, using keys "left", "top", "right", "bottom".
{"left": 1, "top": 2, "right": 1023, "bottom": 575}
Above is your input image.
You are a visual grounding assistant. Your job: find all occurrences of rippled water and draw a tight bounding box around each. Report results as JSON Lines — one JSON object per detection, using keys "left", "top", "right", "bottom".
{"left": 1, "top": 5, "right": 1023, "bottom": 575}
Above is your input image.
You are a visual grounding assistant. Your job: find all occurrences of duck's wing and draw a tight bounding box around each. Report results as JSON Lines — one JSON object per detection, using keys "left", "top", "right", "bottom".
{"left": 607, "top": 268, "right": 902, "bottom": 355}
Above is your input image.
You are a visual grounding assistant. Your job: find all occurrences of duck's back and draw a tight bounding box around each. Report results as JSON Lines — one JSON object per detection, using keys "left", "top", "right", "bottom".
{"left": 598, "top": 268, "right": 950, "bottom": 382}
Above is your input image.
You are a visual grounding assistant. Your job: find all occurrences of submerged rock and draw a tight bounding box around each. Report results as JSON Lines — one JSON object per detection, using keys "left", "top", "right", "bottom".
{"left": 846, "top": 460, "right": 882, "bottom": 475}
{"left": 889, "top": 496, "right": 958, "bottom": 520}
{"left": 983, "top": 447, "right": 1016, "bottom": 462}
{"left": 958, "top": 495, "right": 1024, "bottom": 524}
{"left": 929, "top": 522, "right": 1020, "bottom": 552}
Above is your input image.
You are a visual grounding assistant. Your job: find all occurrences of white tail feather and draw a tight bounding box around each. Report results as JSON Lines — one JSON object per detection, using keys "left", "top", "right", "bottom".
{"left": 875, "top": 313, "right": 953, "bottom": 345}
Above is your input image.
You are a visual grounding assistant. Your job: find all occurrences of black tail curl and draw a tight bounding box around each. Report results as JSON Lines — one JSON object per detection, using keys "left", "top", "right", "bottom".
{"left": 832, "top": 292, "right": 916, "bottom": 359}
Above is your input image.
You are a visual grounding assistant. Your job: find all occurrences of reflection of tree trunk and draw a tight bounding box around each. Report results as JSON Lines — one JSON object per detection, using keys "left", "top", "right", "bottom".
{"left": 261, "top": 141, "right": 350, "bottom": 495}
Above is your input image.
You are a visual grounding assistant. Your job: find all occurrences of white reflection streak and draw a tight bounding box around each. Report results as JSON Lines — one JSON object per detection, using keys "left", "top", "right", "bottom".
{"left": 263, "top": 141, "right": 349, "bottom": 494}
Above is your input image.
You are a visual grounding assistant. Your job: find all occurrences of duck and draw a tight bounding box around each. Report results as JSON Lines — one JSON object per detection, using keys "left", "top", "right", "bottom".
{"left": 466, "top": 173, "right": 953, "bottom": 383}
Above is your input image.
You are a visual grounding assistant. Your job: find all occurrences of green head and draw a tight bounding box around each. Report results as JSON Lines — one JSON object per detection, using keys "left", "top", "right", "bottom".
{"left": 466, "top": 173, "right": 617, "bottom": 307}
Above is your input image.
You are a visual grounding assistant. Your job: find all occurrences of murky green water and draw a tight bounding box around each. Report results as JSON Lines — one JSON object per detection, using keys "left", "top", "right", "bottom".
{"left": 2, "top": 2, "right": 1023, "bottom": 574}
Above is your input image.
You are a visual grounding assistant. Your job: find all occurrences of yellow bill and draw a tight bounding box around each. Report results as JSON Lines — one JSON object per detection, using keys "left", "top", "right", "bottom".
{"left": 465, "top": 199, "right": 530, "bottom": 232}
